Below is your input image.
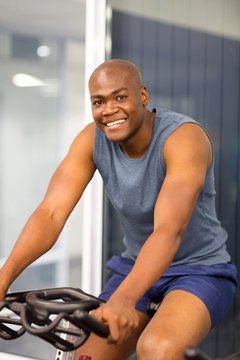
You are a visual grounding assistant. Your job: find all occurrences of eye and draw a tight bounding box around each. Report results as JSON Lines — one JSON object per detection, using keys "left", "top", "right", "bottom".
{"left": 92, "top": 100, "right": 103, "bottom": 106}
{"left": 116, "top": 95, "right": 127, "bottom": 101}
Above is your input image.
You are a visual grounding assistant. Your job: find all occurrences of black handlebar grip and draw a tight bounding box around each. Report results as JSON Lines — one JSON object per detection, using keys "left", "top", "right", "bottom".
{"left": 184, "top": 347, "right": 212, "bottom": 360}
{"left": 74, "top": 309, "right": 109, "bottom": 338}
{"left": 147, "top": 297, "right": 162, "bottom": 317}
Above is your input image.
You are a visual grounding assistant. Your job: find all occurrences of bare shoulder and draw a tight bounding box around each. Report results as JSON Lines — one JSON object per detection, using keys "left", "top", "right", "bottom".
{"left": 71, "top": 121, "right": 96, "bottom": 147}
{"left": 163, "top": 122, "right": 213, "bottom": 170}
{"left": 165, "top": 122, "right": 211, "bottom": 149}
{"left": 68, "top": 121, "right": 96, "bottom": 160}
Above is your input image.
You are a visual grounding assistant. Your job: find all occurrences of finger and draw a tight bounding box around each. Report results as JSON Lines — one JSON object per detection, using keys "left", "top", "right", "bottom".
{"left": 90, "top": 307, "right": 102, "bottom": 321}
{"left": 107, "top": 315, "right": 121, "bottom": 344}
{"left": 108, "top": 316, "right": 131, "bottom": 345}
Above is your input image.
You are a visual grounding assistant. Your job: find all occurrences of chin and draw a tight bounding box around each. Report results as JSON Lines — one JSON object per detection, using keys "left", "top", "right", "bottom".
{"left": 105, "top": 134, "right": 125, "bottom": 143}
{"left": 104, "top": 129, "right": 129, "bottom": 143}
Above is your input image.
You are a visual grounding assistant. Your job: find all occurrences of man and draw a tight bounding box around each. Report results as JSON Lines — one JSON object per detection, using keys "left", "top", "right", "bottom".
{"left": 0, "top": 59, "right": 237, "bottom": 360}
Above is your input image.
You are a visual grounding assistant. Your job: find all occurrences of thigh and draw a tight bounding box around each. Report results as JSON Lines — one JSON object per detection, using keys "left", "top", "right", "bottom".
{"left": 154, "top": 289, "right": 211, "bottom": 343}
{"left": 75, "top": 310, "right": 150, "bottom": 360}
{"left": 137, "top": 290, "right": 211, "bottom": 360}
{"left": 163, "top": 273, "right": 236, "bottom": 328}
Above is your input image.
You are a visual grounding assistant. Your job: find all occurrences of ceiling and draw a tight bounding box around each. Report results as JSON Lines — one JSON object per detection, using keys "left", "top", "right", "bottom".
{"left": 0, "top": 0, "right": 86, "bottom": 40}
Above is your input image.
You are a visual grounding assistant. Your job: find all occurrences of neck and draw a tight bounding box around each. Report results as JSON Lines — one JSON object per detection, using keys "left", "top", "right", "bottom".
{"left": 120, "top": 110, "right": 155, "bottom": 159}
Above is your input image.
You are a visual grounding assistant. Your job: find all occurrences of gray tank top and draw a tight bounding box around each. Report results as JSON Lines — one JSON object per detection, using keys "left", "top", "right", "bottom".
{"left": 93, "top": 107, "right": 231, "bottom": 266}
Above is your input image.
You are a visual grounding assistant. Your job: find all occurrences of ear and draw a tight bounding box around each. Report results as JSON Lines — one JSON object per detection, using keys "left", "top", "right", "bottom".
{"left": 140, "top": 86, "right": 149, "bottom": 106}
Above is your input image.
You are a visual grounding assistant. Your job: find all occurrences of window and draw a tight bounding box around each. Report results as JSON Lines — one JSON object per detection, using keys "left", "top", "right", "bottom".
{"left": 0, "top": 1, "right": 86, "bottom": 358}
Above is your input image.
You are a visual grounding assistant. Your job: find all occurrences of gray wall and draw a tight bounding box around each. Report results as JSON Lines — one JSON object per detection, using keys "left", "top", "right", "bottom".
{"left": 102, "top": 6, "right": 240, "bottom": 358}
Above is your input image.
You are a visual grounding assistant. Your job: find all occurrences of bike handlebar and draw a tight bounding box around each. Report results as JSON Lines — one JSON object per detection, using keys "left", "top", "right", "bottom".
{"left": 0, "top": 287, "right": 109, "bottom": 351}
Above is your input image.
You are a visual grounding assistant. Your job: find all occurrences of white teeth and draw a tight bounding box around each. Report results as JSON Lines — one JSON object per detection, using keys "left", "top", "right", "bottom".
{"left": 106, "top": 119, "right": 125, "bottom": 127}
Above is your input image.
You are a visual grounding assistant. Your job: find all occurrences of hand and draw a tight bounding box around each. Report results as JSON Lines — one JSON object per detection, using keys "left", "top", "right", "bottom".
{"left": 92, "top": 297, "right": 139, "bottom": 345}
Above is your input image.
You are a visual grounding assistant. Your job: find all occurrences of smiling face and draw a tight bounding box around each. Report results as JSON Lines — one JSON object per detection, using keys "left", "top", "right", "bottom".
{"left": 89, "top": 60, "right": 150, "bottom": 144}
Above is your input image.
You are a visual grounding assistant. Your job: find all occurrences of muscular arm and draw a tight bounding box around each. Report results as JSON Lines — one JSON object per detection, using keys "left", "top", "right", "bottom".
{"left": 0, "top": 122, "right": 96, "bottom": 298}
{"left": 95, "top": 123, "right": 213, "bottom": 343}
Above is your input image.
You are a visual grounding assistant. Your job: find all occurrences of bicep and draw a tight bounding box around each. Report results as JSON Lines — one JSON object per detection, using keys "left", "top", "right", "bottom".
{"left": 154, "top": 123, "right": 212, "bottom": 235}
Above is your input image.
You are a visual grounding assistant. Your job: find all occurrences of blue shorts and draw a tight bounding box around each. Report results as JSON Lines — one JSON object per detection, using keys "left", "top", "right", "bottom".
{"left": 99, "top": 256, "right": 238, "bottom": 329}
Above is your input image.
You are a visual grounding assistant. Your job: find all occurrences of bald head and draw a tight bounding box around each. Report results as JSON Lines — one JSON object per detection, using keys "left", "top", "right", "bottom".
{"left": 89, "top": 59, "right": 143, "bottom": 89}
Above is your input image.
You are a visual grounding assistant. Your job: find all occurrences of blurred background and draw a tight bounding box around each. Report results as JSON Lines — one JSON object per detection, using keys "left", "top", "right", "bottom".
{"left": 0, "top": 0, "right": 239, "bottom": 359}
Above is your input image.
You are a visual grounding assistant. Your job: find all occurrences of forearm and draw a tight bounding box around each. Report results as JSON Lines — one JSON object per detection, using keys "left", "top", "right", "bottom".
{"left": 0, "top": 204, "right": 65, "bottom": 294}
{"left": 110, "top": 225, "right": 182, "bottom": 305}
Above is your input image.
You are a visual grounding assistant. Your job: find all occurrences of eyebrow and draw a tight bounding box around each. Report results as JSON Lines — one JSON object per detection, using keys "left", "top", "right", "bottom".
{"left": 91, "top": 87, "right": 128, "bottom": 99}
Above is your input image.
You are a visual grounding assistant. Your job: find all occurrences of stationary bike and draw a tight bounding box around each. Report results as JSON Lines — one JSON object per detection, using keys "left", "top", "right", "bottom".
{"left": 0, "top": 287, "right": 239, "bottom": 360}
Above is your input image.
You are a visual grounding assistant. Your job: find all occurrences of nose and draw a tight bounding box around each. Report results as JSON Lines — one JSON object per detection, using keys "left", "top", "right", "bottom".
{"left": 102, "top": 100, "right": 119, "bottom": 116}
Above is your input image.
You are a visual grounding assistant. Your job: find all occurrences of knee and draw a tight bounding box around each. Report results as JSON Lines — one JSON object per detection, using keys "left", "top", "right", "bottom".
{"left": 136, "top": 333, "right": 182, "bottom": 360}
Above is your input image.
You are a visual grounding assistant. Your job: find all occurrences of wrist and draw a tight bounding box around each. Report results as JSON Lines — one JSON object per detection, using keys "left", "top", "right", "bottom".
{"left": 0, "top": 266, "right": 15, "bottom": 294}
{"left": 109, "top": 288, "right": 138, "bottom": 307}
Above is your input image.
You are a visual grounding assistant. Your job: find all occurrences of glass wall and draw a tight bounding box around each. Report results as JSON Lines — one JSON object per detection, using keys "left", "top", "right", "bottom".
{"left": 104, "top": 0, "right": 240, "bottom": 357}
{"left": 0, "top": 0, "right": 86, "bottom": 358}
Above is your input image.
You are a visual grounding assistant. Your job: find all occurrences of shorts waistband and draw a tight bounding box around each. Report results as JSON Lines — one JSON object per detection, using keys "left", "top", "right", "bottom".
{"left": 106, "top": 255, "right": 238, "bottom": 285}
